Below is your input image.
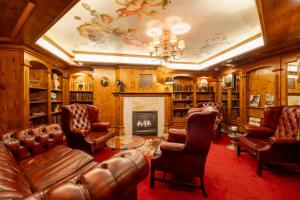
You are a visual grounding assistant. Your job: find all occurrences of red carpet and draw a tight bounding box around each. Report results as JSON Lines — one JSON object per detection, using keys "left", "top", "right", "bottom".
{"left": 94, "top": 136, "right": 300, "bottom": 200}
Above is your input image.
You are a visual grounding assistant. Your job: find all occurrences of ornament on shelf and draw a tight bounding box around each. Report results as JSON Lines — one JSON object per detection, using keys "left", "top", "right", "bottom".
{"left": 52, "top": 73, "right": 60, "bottom": 90}
{"left": 51, "top": 92, "right": 57, "bottom": 100}
{"left": 53, "top": 104, "right": 61, "bottom": 113}
{"left": 115, "top": 80, "right": 125, "bottom": 92}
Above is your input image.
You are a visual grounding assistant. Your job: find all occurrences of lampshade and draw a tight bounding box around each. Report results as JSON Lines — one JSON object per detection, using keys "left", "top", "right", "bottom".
{"left": 165, "top": 77, "right": 174, "bottom": 84}
{"left": 178, "top": 40, "right": 185, "bottom": 50}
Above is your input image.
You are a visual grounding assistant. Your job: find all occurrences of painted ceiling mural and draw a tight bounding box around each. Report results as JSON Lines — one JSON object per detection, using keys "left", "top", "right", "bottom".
{"left": 45, "top": 0, "right": 262, "bottom": 62}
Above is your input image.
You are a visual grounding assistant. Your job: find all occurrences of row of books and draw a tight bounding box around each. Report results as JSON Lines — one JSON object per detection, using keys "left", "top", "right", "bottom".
{"left": 52, "top": 115, "right": 62, "bottom": 124}
{"left": 197, "top": 86, "right": 214, "bottom": 92}
{"left": 173, "top": 112, "right": 188, "bottom": 118}
{"left": 173, "top": 93, "right": 193, "bottom": 100}
{"left": 70, "top": 82, "right": 93, "bottom": 91}
{"left": 173, "top": 102, "right": 192, "bottom": 108}
{"left": 196, "top": 93, "right": 215, "bottom": 100}
{"left": 69, "top": 92, "right": 93, "bottom": 101}
{"left": 173, "top": 84, "right": 193, "bottom": 92}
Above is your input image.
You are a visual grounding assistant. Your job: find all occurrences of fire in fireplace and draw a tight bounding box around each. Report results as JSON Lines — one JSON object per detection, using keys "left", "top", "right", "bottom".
{"left": 132, "top": 111, "right": 158, "bottom": 135}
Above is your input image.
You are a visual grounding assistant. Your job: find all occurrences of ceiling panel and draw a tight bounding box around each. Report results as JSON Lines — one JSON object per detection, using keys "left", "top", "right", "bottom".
{"left": 44, "top": 0, "right": 262, "bottom": 63}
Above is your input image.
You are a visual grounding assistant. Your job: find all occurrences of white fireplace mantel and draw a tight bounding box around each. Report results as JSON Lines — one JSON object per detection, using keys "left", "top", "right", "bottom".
{"left": 123, "top": 96, "right": 164, "bottom": 137}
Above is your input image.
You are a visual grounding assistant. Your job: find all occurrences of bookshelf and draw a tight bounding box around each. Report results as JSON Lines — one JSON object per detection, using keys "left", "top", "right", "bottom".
{"left": 28, "top": 61, "right": 49, "bottom": 126}
{"left": 172, "top": 76, "right": 194, "bottom": 118}
{"left": 196, "top": 86, "right": 215, "bottom": 104}
{"left": 51, "top": 69, "right": 64, "bottom": 124}
{"left": 69, "top": 72, "right": 94, "bottom": 104}
{"left": 221, "top": 74, "right": 240, "bottom": 122}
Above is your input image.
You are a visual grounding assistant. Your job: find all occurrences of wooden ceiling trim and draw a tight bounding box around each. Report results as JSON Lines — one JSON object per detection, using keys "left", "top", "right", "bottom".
{"left": 43, "top": 35, "right": 74, "bottom": 58}
{"left": 10, "top": 1, "right": 35, "bottom": 40}
{"left": 198, "top": 33, "right": 262, "bottom": 65}
{"left": 255, "top": 0, "right": 267, "bottom": 45}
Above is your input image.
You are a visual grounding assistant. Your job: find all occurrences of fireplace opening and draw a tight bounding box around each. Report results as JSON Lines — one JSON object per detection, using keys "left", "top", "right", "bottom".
{"left": 132, "top": 111, "right": 158, "bottom": 135}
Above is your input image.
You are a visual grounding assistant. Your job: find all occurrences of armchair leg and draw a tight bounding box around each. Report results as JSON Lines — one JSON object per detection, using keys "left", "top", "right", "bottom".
{"left": 257, "top": 160, "right": 263, "bottom": 176}
{"left": 150, "top": 167, "right": 155, "bottom": 188}
{"left": 200, "top": 176, "right": 208, "bottom": 198}
{"left": 237, "top": 145, "right": 241, "bottom": 157}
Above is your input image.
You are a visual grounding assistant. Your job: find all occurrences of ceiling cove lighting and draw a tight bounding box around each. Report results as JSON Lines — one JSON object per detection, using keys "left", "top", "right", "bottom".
{"left": 74, "top": 54, "right": 161, "bottom": 65}
{"left": 35, "top": 37, "right": 77, "bottom": 65}
{"left": 198, "top": 36, "right": 264, "bottom": 69}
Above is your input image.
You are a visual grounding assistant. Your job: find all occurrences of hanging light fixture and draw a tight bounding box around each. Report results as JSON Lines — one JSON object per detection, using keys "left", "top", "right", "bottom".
{"left": 148, "top": 29, "right": 186, "bottom": 63}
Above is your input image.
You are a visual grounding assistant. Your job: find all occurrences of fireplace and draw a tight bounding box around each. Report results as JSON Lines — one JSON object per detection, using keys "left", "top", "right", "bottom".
{"left": 132, "top": 111, "right": 158, "bottom": 135}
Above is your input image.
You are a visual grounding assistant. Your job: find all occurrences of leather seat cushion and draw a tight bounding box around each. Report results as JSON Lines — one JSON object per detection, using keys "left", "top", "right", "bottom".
{"left": 238, "top": 136, "right": 268, "bottom": 150}
{"left": 18, "top": 145, "right": 94, "bottom": 192}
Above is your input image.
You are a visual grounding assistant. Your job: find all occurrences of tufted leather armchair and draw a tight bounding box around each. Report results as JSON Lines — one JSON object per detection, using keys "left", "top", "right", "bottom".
{"left": 151, "top": 111, "right": 217, "bottom": 197}
{"left": 237, "top": 106, "right": 300, "bottom": 176}
{"left": 62, "top": 104, "right": 115, "bottom": 154}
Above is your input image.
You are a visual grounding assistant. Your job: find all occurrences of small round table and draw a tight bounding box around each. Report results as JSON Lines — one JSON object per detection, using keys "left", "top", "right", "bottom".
{"left": 226, "top": 131, "right": 241, "bottom": 150}
{"left": 106, "top": 135, "right": 145, "bottom": 150}
{"left": 224, "top": 126, "right": 245, "bottom": 150}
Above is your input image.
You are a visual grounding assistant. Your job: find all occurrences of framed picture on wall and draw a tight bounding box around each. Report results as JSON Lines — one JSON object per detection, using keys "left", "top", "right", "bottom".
{"left": 223, "top": 74, "right": 235, "bottom": 89}
{"left": 249, "top": 95, "right": 260, "bottom": 107}
{"left": 139, "top": 74, "right": 153, "bottom": 89}
{"left": 288, "top": 78, "right": 296, "bottom": 89}
{"left": 249, "top": 117, "right": 261, "bottom": 127}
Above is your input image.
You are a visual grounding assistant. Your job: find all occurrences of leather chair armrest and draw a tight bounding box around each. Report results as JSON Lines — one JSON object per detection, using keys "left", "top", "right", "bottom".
{"left": 245, "top": 125, "right": 274, "bottom": 139}
{"left": 167, "top": 129, "right": 187, "bottom": 143}
{"left": 92, "top": 122, "right": 111, "bottom": 132}
{"left": 269, "top": 137, "right": 300, "bottom": 144}
{"left": 72, "top": 128, "right": 88, "bottom": 137}
{"left": 160, "top": 141, "right": 185, "bottom": 152}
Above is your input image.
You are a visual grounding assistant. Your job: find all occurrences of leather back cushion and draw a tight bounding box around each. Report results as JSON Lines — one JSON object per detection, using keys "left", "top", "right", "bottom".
{"left": 0, "top": 142, "right": 32, "bottom": 199}
{"left": 275, "top": 106, "right": 300, "bottom": 138}
{"left": 67, "top": 104, "right": 92, "bottom": 131}
{"left": 185, "top": 111, "right": 217, "bottom": 153}
{"left": 261, "top": 106, "right": 282, "bottom": 130}
{"left": 87, "top": 105, "right": 99, "bottom": 123}
{"left": 2, "top": 124, "right": 64, "bottom": 160}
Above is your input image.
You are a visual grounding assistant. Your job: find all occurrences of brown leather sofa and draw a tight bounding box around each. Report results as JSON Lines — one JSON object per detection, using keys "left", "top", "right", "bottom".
{"left": 62, "top": 104, "right": 115, "bottom": 153}
{"left": 197, "top": 102, "right": 223, "bottom": 142}
{"left": 151, "top": 111, "right": 217, "bottom": 197}
{"left": 237, "top": 106, "right": 300, "bottom": 176}
{"left": 1, "top": 124, "right": 148, "bottom": 200}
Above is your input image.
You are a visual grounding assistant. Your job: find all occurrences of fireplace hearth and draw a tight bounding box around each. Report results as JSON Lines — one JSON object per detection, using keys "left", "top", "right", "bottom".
{"left": 132, "top": 111, "right": 158, "bottom": 135}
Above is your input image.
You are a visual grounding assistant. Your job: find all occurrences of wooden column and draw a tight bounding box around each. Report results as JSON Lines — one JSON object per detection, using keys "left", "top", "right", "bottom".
{"left": 239, "top": 73, "right": 247, "bottom": 123}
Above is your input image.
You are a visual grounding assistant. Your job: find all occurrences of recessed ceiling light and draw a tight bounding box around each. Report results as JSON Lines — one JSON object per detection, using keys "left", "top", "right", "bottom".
{"left": 171, "top": 22, "right": 191, "bottom": 35}
{"left": 146, "top": 27, "right": 162, "bottom": 37}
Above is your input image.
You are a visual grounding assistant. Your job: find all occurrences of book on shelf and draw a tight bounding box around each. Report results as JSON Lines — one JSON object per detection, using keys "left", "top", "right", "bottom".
{"left": 69, "top": 92, "right": 93, "bottom": 101}
{"left": 173, "top": 84, "right": 193, "bottom": 92}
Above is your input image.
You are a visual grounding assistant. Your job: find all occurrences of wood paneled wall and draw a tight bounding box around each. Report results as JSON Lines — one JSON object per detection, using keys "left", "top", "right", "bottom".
{"left": 116, "top": 66, "right": 165, "bottom": 92}
{"left": 0, "top": 48, "right": 26, "bottom": 132}
{"left": 93, "top": 67, "right": 116, "bottom": 127}
{"left": 222, "top": 49, "right": 300, "bottom": 125}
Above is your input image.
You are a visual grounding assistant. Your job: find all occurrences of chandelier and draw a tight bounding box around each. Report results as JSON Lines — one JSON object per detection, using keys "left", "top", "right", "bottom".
{"left": 148, "top": 29, "right": 186, "bottom": 63}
